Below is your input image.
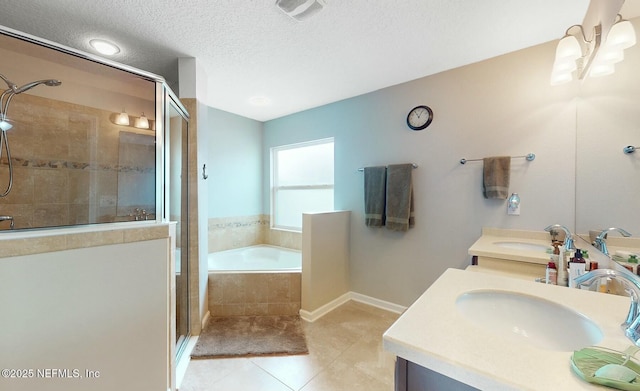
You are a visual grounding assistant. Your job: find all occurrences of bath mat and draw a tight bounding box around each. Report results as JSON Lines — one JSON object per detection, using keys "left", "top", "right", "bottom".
{"left": 191, "top": 315, "right": 308, "bottom": 359}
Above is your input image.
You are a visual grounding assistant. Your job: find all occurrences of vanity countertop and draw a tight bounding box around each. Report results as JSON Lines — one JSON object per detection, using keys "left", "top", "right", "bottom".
{"left": 468, "top": 227, "right": 553, "bottom": 265}
{"left": 383, "top": 268, "right": 632, "bottom": 390}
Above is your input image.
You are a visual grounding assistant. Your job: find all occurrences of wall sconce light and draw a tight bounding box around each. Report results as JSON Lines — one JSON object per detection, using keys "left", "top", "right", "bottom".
{"left": 551, "top": 14, "right": 636, "bottom": 85}
{"left": 134, "top": 112, "right": 149, "bottom": 129}
{"left": 115, "top": 109, "right": 130, "bottom": 126}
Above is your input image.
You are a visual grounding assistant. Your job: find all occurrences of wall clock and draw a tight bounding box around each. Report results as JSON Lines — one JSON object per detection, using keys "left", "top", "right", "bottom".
{"left": 406, "top": 105, "right": 433, "bottom": 131}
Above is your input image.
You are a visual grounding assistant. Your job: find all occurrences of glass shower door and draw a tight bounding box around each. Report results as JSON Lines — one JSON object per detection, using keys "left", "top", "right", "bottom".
{"left": 166, "top": 93, "right": 190, "bottom": 360}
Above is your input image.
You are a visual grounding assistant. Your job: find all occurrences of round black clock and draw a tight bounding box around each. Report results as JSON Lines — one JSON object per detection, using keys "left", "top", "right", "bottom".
{"left": 406, "top": 105, "right": 433, "bottom": 131}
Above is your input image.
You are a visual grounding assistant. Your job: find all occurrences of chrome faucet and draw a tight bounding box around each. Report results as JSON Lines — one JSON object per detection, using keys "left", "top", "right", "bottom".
{"left": 575, "top": 268, "right": 640, "bottom": 346}
{"left": 544, "top": 224, "right": 574, "bottom": 251}
{"left": 594, "top": 227, "right": 632, "bottom": 256}
{"left": 0, "top": 215, "right": 14, "bottom": 229}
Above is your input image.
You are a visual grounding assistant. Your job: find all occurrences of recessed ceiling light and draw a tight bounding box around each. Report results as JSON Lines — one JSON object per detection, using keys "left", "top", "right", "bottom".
{"left": 89, "top": 39, "right": 120, "bottom": 56}
{"left": 249, "top": 96, "right": 271, "bottom": 106}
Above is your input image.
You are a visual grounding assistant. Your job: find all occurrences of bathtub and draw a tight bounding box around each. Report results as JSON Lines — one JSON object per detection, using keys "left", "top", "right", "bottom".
{"left": 207, "top": 245, "right": 302, "bottom": 317}
{"left": 208, "top": 245, "right": 301, "bottom": 273}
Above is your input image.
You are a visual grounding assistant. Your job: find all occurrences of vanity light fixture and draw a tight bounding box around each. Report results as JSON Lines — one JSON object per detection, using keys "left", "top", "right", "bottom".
{"left": 134, "top": 112, "right": 149, "bottom": 129}
{"left": 89, "top": 39, "right": 121, "bottom": 56}
{"left": 275, "top": 0, "right": 325, "bottom": 21}
{"left": 551, "top": 14, "right": 636, "bottom": 85}
{"left": 0, "top": 119, "right": 12, "bottom": 131}
{"left": 115, "top": 109, "right": 130, "bottom": 126}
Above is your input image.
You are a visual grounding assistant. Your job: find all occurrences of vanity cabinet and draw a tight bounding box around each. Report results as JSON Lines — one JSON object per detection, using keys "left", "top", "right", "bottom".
{"left": 473, "top": 256, "right": 546, "bottom": 279}
{"left": 395, "top": 358, "right": 479, "bottom": 391}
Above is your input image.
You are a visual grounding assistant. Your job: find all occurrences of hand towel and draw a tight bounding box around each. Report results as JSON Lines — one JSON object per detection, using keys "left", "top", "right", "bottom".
{"left": 483, "top": 156, "right": 510, "bottom": 199}
{"left": 364, "top": 166, "right": 387, "bottom": 227}
{"left": 385, "top": 164, "right": 414, "bottom": 232}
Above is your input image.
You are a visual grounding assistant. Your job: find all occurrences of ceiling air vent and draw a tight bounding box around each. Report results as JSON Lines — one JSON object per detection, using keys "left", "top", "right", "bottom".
{"left": 275, "top": 0, "right": 325, "bottom": 21}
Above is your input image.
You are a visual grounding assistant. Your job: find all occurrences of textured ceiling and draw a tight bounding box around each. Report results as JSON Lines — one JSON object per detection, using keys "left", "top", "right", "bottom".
{"left": 0, "top": 0, "right": 630, "bottom": 121}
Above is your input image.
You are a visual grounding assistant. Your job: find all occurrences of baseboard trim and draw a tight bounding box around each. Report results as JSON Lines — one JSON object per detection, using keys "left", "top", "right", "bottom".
{"left": 300, "top": 291, "right": 406, "bottom": 322}
{"left": 350, "top": 291, "right": 407, "bottom": 314}
{"left": 299, "top": 292, "right": 351, "bottom": 322}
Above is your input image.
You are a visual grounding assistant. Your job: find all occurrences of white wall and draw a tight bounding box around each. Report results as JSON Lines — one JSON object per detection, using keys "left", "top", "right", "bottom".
{"left": 0, "top": 239, "right": 170, "bottom": 391}
{"left": 206, "top": 107, "right": 263, "bottom": 218}
{"left": 263, "top": 39, "right": 578, "bottom": 306}
{"left": 301, "top": 211, "right": 350, "bottom": 313}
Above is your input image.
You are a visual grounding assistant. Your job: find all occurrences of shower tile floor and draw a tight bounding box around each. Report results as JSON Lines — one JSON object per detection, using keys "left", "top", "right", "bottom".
{"left": 178, "top": 301, "right": 401, "bottom": 391}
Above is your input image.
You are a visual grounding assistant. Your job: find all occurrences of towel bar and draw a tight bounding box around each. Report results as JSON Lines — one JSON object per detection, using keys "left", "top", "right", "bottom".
{"left": 357, "top": 163, "right": 418, "bottom": 172}
{"left": 459, "top": 153, "right": 535, "bottom": 165}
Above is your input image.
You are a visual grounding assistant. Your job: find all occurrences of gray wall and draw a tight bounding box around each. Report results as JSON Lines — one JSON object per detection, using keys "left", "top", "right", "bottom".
{"left": 206, "top": 106, "right": 263, "bottom": 218}
{"left": 263, "top": 39, "right": 577, "bottom": 306}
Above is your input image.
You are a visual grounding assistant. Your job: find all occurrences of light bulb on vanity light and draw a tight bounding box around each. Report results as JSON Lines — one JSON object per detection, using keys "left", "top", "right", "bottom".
{"left": 0, "top": 119, "right": 13, "bottom": 131}
{"left": 115, "top": 109, "right": 130, "bottom": 126}
{"left": 134, "top": 113, "right": 149, "bottom": 129}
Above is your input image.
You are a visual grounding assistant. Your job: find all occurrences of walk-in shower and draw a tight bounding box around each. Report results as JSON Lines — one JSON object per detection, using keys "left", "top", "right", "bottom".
{"left": 0, "top": 73, "right": 61, "bottom": 197}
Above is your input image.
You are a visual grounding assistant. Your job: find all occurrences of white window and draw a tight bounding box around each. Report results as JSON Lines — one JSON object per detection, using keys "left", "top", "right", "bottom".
{"left": 271, "top": 138, "right": 334, "bottom": 231}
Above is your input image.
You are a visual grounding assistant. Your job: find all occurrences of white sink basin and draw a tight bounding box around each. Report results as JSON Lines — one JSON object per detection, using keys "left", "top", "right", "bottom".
{"left": 455, "top": 290, "right": 603, "bottom": 351}
{"left": 492, "top": 241, "right": 550, "bottom": 252}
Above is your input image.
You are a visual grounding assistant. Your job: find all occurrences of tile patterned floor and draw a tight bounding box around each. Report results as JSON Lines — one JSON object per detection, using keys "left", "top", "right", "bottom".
{"left": 179, "top": 301, "right": 400, "bottom": 391}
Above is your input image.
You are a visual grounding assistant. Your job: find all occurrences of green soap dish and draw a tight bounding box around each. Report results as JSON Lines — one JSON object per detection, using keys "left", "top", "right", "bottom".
{"left": 571, "top": 346, "right": 640, "bottom": 390}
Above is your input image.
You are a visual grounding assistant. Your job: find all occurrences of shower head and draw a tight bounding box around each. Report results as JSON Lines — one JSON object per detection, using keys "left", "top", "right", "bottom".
{"left": 13, "top": 79, "right": 62, "bottom": 94}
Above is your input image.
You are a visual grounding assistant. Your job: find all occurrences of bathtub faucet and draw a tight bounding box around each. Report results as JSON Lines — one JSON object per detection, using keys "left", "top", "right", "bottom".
{"left": 0, "top": 215, "right": 14, "bottom": 229}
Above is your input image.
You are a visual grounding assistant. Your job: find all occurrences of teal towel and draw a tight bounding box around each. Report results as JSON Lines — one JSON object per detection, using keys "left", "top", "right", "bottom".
{"left": 385, "top": 164, "right": 414, "bottom": 232}
{"left": 364, "top": 166, "right": 386, "bottom": 227}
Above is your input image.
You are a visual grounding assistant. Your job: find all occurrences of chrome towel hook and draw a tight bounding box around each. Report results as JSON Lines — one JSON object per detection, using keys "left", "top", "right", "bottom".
{"left": 624, "top": 146, "right": 637, "bottom": 154}
{"left": 202, "top": 164, "right": 209, "bottom": 180}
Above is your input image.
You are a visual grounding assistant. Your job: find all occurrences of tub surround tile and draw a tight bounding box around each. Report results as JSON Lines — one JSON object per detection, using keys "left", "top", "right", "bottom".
{"left": 245, "top": 274, "right": 269, "bottom": 303}
{"left": 207, "top": 215, "right": 302, "bottom": 252}
{"left": 267, "top": 302, "right": 301, "bottom": 316}
{"left": 208, "top": 272, "right": 301, "bottom": 317}
{"left": 244, "top": 303, "right": 269, "bottom": 316}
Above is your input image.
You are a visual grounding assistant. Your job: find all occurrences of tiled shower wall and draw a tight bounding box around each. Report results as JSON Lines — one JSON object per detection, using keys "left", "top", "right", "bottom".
{"left": 0, "top": 94, "right": 155, "bottom": 230}
{"left": 207, "top": 214, "right": 302, "bottom": 252}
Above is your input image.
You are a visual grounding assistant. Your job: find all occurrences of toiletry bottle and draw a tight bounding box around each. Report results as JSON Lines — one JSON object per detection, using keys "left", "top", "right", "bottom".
{"left": 598, "top": 277, "right": 609, "bottom": 293}
{"left": 557, "top": 246, "right": 568, "bottom": 287}
{"left": 583, "top": 249, "right": 590, "bottom": 269}
{"left": 546, "top": 262, "right": 557, "bottom": 285}
{"left": 568, "top": 249, "right": 586, "bottom": 288}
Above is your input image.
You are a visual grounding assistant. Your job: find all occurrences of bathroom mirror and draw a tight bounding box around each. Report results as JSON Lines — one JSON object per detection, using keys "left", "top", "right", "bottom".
{"left": 574, "top": 17, "right": 640, "bottom": 259}
{"left": 116, "top": 131, "right": 156, "bottom": 219}
{"left": 0, "top": 28, "right": 159, "bottom": 230}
